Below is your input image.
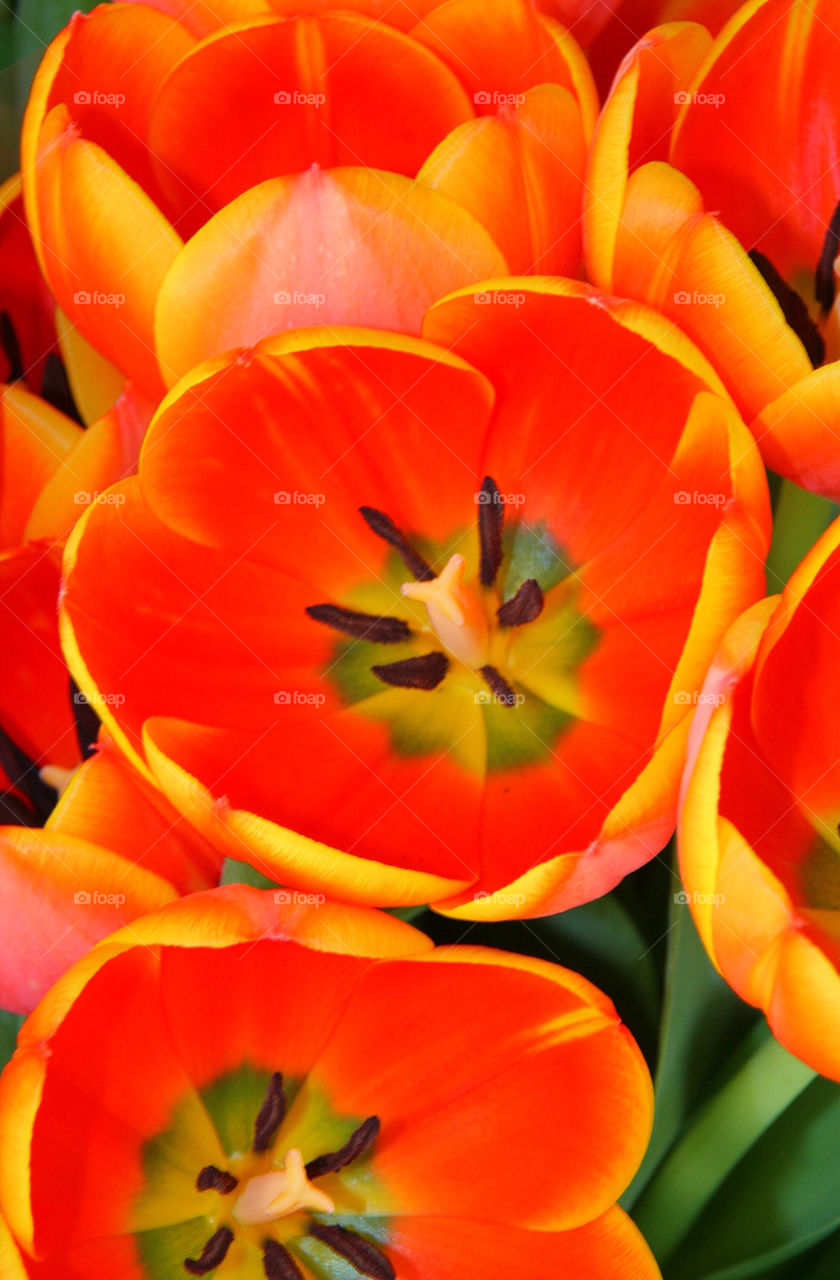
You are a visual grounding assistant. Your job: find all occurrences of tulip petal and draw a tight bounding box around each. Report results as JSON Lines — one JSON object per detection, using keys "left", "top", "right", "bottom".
{"left": 584, "top": 21, "right": 713, "bottom": 290}
{"left": 27, "top": 106, "right": 182, "bottom": 396}
{"left": 147, "top": 15, "right": 474, "bottom": 231}
{"left": 384, "top": 1206, "right": 660, "bottom": 1279}
{"left": 54, "top": 308, "right": 127, "bottom": 427}
{"left": 0, "top": 381, "right": 81, "bottom": 546}
{"left": 610, "top": 162, "right": 813, "bottom": 420}
{"left": 670, "top": 0, "right": 840, "bottom": 283}
{"left": 141, "top": 331, "right": 494, "bottom": 576}
{"left": 0, "top": 545, "right": 78, "bottom": 768}
{"left": 410, "top": 0, "right": 584, "bottom": 107}
{"left": 48, "top": 737, "right": 223, "bottom": 894}
{"left": 154, "top": 169, "right": 507, "bottom": 386}
{"left": 306, "top": 951, "right": 651, "bottom": 1229}
{"left": 24, "top": 382, "right": 155, "bottom": 544}
{"left": 750, "top": 364, "right": 840, "bottom": 497}
{"left": 0, "top": 826, "right": 178, "bottom": 1014}
{"left": 420, "top": 84, "right": 588, "bottom": 275}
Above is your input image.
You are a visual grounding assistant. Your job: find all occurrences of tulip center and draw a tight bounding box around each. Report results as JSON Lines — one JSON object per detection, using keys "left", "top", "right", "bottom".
{"left": 181, "top": 1072, "right": 393, "bottom": 1279}
{"left": 401, "top": 552, "right": 489, "bottom": 668}
{"left": 232, "top": 1149, "right": 335, "bottom": 1224}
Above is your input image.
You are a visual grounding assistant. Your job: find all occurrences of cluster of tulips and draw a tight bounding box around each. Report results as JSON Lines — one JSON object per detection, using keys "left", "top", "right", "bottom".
{"left": 1, "top": 0, "right": 840, "bottom": 1276}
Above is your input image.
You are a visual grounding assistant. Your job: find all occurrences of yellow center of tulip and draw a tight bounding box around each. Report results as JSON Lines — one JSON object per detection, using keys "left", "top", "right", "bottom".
{"left": 401, "top": 553, "right": 489, "bottom": 669}
{"left": 232, "top": 1148, "right": 335, "bottom": 1225}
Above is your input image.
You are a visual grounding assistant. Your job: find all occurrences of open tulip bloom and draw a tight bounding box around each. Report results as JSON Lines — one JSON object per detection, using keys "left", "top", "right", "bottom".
{"left": 0, "top": 886, "right": 660, "bottom": 1279}
{"left": 58, "top": 283, "right": 770, "bottom": 918}
{"left": 8, "top": 1, "right": 840, "bottom": 1277}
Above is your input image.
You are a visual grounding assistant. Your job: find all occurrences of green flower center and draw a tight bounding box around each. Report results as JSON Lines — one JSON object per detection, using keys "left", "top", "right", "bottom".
{"left": 139, "top": 1069, "right": 392, "bottom": 1280}
{"left": 305, "top": 477, "right": 600, "bottom": 774}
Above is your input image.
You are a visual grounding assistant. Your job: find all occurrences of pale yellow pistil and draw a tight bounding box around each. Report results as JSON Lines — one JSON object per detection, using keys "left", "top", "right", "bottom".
{"left": 232, "top": 1149, "right": 335, "bottom": 1226}
{"left": 401, "top": 554, "right": 489, "bottom": 669}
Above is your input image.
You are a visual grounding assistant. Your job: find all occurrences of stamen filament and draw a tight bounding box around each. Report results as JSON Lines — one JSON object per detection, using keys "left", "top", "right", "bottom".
{"left": 253, "top": 1072, "right": 287, "bottom": 1153}
{"left": 306, "top": 1115, "right": 380, "bottom": 1180}
{"left": 308, "top": 1223, "right": 395, "bottom": 1280}
{"left": 359, "top": 507, "right": 434, "bottom": 581}
{"left": 306, "top": 604, "right": 411, "bottom": 644}
{"left": 184, "top": 1227, "right": 234, "bottom": 1275}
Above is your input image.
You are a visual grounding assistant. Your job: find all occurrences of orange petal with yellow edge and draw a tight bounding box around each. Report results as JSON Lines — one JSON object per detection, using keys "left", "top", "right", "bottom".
{"left": 610, "top": 162, "right": 813, "bottom": 420}
{"left": 419, "top": 84, "right": 588, "bottom": 275}
{"left": 24, "top": 383, "right": 155, "bottom": 544}
{"left": 670, "top": 0, "right": 840, "bottom": 285}
{"left": 584, "top": 21, "right": 713, "bottom": 290}
{"left": 307, "top": 949, "right": 651, "bottom": 1228}
{"left": 0, "top": 824, "right": 178, "bottom": 1014}
{"left": 27, "top": 106, "right": 182, "bottom": 396}
{"left": 386, "top": 1206, "right": 660, "bottom": 1279}
{"left": 154, "top": 168, "right": 507, "bottom": 386}
{"left": 147, "top": 15, "right": 474, "bottom": 230}
{"left": 750, "top": 364, "right": 840, "bottom": 497}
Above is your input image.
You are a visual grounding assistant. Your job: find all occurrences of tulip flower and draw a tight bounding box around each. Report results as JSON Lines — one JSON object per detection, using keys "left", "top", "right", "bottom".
{"left": 0, "top": 374, "right": 155, "bottom": 792}
{"left": 664, "top": 0, "right": 840, "bottom": 497}
{"left": 0, "top": 884, "right": 660, "bottom": 1278}
{"left": 22, "top": 0, "right": 597, "bottom": 395}
{"left": 584, "top": 21, "right": 816, "bottom": 426}
{"left": 0, "top": 734, "right": 223, "bottom": 1014}
{"left": 59, "top": 282, "right": 770, "bottom": 917}
{"left": 679, "top": 515, "right": 840, "bottom": 1081}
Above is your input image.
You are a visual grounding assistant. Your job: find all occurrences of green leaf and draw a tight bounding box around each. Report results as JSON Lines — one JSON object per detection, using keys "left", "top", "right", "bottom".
{"left": 13, "top": 0, "right": 100, "bottom": 61}
{"left": 0, "top": 1007, "right": 24, "bottom": 1072}
{"left": 219, "top": 858, "right": 278, "bottom": 890}
{"left": 766, "top": 477, "right": 839, "bottom": 590}
{"left": 622, "top": 892, "right": 757, "bottom": 1209}
{"left": 664, "top": 1073, "right": 840, "bottom": 1278}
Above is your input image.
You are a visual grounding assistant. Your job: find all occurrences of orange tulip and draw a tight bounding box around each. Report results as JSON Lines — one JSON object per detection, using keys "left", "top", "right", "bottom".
{"left": 60, "top": 282, "right": 770, "bottom": 917}
{"left": 679, "top": 515, "right": 840, "bottom": 1081}
{"left": 0, "top": 376, "right": 155, "bottom": 792}
{"left": 0, "top": 735, "right": 223, "bottom": 1014}
{"left": 22, "top": 0, "right": 596, "bottom": 396}
{"left": 584, "top": 21, "right": 816, "bottom": 428}
{"left": 0, "top": 885, "right": 660, "bottom": 1279}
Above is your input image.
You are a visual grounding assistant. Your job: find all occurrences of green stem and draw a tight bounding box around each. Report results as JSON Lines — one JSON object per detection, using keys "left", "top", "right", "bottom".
{"left": 632, "top": 1032, "right": 815, "bottom": 1266}
{"left": 766, "top": 477, "right": 838, "bottom": 591}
